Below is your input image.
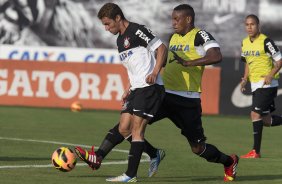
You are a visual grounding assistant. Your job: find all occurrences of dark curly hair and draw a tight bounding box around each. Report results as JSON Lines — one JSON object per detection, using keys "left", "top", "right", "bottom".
{"left": 98, "top": 3, "right": 125, "bottom": 20}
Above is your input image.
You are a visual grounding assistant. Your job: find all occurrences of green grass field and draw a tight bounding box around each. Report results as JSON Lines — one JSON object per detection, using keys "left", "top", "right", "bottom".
{"left": 0, "top": 106, "right": 282, "bottom": 184}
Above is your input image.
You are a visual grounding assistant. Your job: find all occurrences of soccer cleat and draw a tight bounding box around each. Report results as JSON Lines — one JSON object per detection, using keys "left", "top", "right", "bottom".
{"left": 224, "top": 154, "right": 239, "bottom": 182}
{"left": 106, "top": 173, "right": 137, "bottom": 182}
{"left": 148, "top": 149, "right": 165, "bottom": 177}
{"left": 74, "top": 146, "right": 102, "bottom": 170}
{"left": 240, "top": 149, "right": 261, "bottom": 158}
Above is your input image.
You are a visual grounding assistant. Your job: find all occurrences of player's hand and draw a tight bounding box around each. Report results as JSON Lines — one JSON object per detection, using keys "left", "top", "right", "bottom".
{"left": 146, "top": 73, "right": 157, "bottom": 85}
{"left": 262, "top": 74, "right": 273, "bottom": 86}
{"left": 240, "top": 78, "right": 247, "bottom": 92}
{"left": 169, "top": 51, "right": 186, "bottom": 66}
{"left": 0, "top": 18, "right": 21, "bottom": 44}
{"left": 121, "top": 90, "right": 130, "bottom": 105}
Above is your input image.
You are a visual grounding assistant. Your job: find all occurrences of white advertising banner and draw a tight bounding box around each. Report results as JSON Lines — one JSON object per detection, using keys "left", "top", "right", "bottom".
{"left": 0, "top": 45, "right": 121, "bottom": 64}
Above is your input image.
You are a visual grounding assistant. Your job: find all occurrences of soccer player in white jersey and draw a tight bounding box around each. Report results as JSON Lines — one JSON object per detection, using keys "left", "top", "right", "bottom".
{"left": 75, "top": 2, "right": 167, "bottom": 182}
{"left": 240, "top": 14, "right": 282, "bottom": 159}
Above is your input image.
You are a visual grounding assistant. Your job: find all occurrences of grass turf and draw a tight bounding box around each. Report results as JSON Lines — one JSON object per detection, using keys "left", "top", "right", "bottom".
{"left": 0, "top": 106, "right": 282, "bottom": 184}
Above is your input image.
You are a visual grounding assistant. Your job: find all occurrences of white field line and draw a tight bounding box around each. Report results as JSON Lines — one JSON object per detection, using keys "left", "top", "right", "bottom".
{"left": 0, "top": 137, "right": 150, "bottom": 169}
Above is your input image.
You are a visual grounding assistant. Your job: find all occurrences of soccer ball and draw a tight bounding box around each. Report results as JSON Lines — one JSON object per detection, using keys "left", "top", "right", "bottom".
{"left": 70, "top": 101, "right": 82, "bottom": 112}
{"left": 52, "top": 147, "right": 77, "bottom": 172}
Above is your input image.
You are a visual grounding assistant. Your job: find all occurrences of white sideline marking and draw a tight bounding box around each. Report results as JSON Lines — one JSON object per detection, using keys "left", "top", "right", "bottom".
{"left": 0, "top": 137, "right": 150, "bottom": 169}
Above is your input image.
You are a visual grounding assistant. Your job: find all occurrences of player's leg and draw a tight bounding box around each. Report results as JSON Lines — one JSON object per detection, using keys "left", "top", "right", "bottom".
{"left": 125, "top": 116, "right": 148, "bottom": 178}
{"left": 189, "top": 141, "right": 239, "bottom": 182}
{"left": 96, "top": 100, "right": 167, "bottom": 170}
{"left": 106, "top": 84, "right": 165, "bottom": 182}
{"left": 241, "top": 88, "right": 278, "bottom": 158}
{"left": 74, "top": 90, "right": 135, "bottom": 170}
{"left": 106, "top": 116, "right": 147, "bottom": 182}
{"left": 96, "top": 113, "right": 132, "bottom": 159}
{"left": 261, "top": 88, "right": 282, "bottom": 126}
{"left": 126, "top": 101, "right": 168, "bottom": 177}
{"left": 74, "top": 113, "right": 131, "bottom": 170}
{"left": 268, "top": 114, "right": 282, "bottom": 126}
{"left": 168, "top": 95, "right": 239, "bottom": 181}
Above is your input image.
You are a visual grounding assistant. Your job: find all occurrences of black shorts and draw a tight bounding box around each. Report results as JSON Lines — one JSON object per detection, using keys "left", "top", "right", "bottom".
{"left": 121, "top": 84, "right": 165, "bottom": 120}
{"left": 149, "top": 93, "right": 206, "bottom": 143}
{"left": 252, "top": 87, "right": 277, "bottom": 116}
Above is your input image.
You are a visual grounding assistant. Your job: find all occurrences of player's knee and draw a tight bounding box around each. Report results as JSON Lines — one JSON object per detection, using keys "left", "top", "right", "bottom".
{"left": 118, "top": 124, "right": 131, "bottom": 137}
{"left": 251, "top": 111, "right": 261, "bottom": 121}
{"left": 189, "top": 142, "right": 205, "bottom": 155}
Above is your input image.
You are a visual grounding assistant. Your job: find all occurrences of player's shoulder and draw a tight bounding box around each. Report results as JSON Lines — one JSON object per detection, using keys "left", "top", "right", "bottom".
{"left": 130, "top": 22, "right": 150, "bottom": 31}
{"left": 130, "top": 22, "right": 156, "bottom": 36}
{"left": 195, "top": 28, "right": 215, "bottom": 43}
{"left": 128, "top": 22, "right": 143, "bottom": 31}
{"left": 130, "top": 22, "right": 142, "bottom": 28}
{"left": 195, "top": 28, "right": 210, "bottom": 35}
{"left": 259, "top": 33, "right": 268, "bottom": 39}
{"left": 261, "top": 34, "right": 275, "bottom": 44}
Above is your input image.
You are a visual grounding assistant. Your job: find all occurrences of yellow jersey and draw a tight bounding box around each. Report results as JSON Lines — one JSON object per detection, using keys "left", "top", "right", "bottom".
{"left": 241, "top": 33, "right": 281, "bottom": 83}
{"left": 162, "top": 28, "right": 220, "bottom": 93}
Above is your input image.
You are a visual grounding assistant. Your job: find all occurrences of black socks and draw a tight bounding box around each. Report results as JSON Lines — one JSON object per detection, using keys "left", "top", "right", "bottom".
{"left": 271, "top": 115, "right": 282, "bottom": 126}
{"left": 252, "top": 120, "right": 263, "bottom": 153}
{"left": 96, "top": 124, "right": 124, "bottom": 158}
{"left": 126, "top": 136, "right": 157, "bottom": 158}
{"left": 125, "top": 141, "right": 144, "bottom": 177}
{"left": 199, "top": 144, "right": 233, "bottom": 167}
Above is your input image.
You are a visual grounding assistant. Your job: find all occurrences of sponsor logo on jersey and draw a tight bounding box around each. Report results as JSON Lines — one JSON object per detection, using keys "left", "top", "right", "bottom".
{"left": 124, "top": 37, "right": 131, "bottom": 49}
{"left": 242, "top": 50, "right": 260, "bottom": 57}
{"left": 135, "top": 29, "right": 151, "bottom": 44}
{"left": 198, "top": 30, "right": 210, "bottom": 42}
{"left": 119, "top": 50, "right": 133, "bottom": 61}
{"left": 266, "top": 41, "right": 277, "bottom": 55}
{"left": 169, "top": 45, "right": 190, "bottom": 51}
{"left": 144, "top": 26, "right": 156, "bottom": 36}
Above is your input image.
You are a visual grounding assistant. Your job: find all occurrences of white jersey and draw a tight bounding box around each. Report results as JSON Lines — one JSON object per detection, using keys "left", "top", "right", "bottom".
{"left": 117, "top": 22, "right": 163, "bottom": 90}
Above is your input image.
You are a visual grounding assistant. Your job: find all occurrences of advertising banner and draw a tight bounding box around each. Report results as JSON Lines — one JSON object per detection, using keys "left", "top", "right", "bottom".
{"left": 0, "top": 45, "right": 121, "bottom": 64}
{"left": 0, "top": 60, "right": 127, "bottom": 110}
{"left": 0, "top": 60, "right": 221, "bottom": 114}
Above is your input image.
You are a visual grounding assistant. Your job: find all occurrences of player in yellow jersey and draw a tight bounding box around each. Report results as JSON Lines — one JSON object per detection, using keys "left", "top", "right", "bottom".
{"left": 146, "top": 4, "right": 239, "bottom": 182}
{"left": 240, "top": 14, "right": 282, "bottom": 159}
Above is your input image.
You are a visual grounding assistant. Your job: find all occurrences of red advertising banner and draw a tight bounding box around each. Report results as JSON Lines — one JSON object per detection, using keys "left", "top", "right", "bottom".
{"left": 202, "top": 67, "right": 221, "bottom": 115}
{"left": 0, "top": 60, "right": 128, "bottom": 110}
{"left": 0, "top": 60, "right": 220, "bottom": 114}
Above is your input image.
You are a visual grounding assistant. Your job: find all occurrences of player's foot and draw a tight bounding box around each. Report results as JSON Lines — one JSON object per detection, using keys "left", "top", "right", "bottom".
{"left": 74, "top": 146, "right": 102, "bottom": 170}
{"left": 106, "top": 173, "right": 137, "bottom": 182}
{"left": 224, "top": 154, "right": 239, "bottom": 182}
{"left": 148, "top": 149, "right": 165, "bottom": 177}
{"left": 240, "top": 149, "right": 261, "bottom": 158}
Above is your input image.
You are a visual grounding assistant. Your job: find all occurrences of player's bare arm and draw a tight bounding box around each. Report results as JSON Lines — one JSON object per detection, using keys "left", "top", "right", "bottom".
{"left": 171, "top": 47, "right": 222, "bottom": 67}
{"left": 241, "top": 63, "right": 249, "bottom": 92}
{"left": 262, "top": 59, "right": 282, "bottom": 85}
{"left": 146, "top": 43, "right": 167, "bottom": 84}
